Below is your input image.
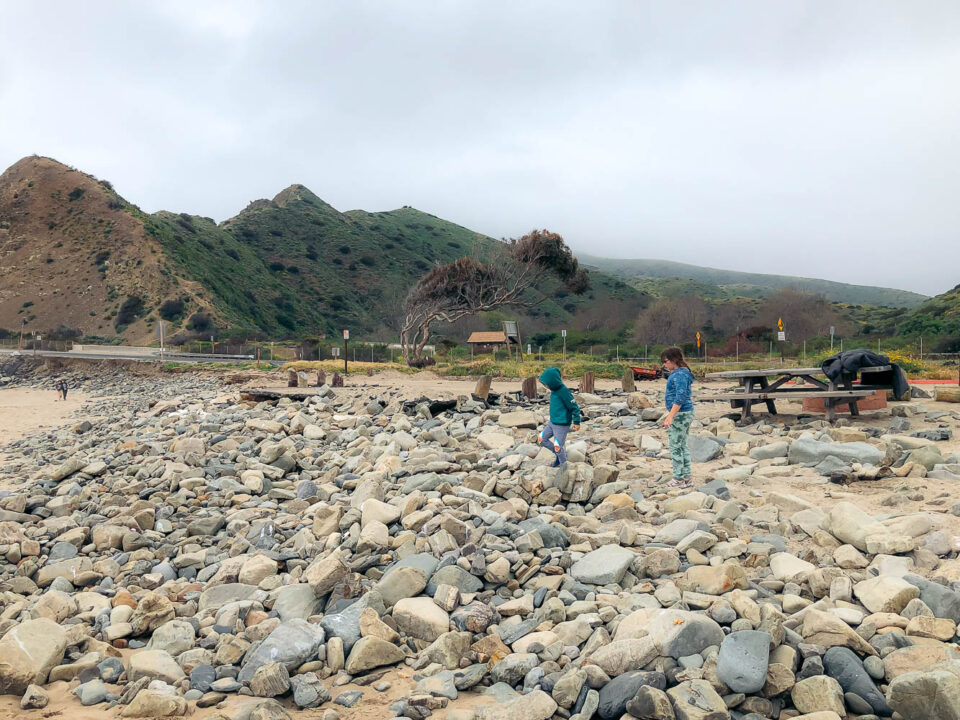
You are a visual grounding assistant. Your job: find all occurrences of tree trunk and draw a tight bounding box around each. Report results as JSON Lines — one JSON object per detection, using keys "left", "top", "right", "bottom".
{"left": 474, "top": 375, "right": 493, "bottom": 401}
{"left": 522, "top": 377, "right": 537, "bottom": 399}
{"left": 621, "top": 366, "right": 635, "bottom": 393}
{"left": 287, "top": 370, "right": 298, "bottom": 387}
{"left": 316, "top": 369, "right": 326, "bottom": 387}
{"left": 332, "top": 372, "right": 344, "bottom": 388}
{"left": 581, "top": 371, "right": 595, "bottom": 394}
{"left": 937, "top": 386, "right": 960, "bottom": 403}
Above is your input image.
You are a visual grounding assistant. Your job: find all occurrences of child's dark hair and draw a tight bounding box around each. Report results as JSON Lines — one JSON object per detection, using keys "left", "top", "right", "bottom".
{"left": 660, "top": 347, "right": 690, "bottom": 369}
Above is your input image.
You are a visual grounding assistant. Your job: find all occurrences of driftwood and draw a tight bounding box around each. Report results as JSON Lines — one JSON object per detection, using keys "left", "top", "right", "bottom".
{"left": 241, "top": 390, "right": 316, "bottom": 403}
{"left": 581, "top": 371, "right": 595, "bottom": 394}
{"left": 937, "top": 386, "right": 960, "bottom": 403}
{"left": 332, "top": 372, "right": 344, "bottom": 388}
{"left": 316, "top": 369, "right": 326, "bottom": 387}
{"left": 287, "top": 370, "right": 298, "bottom": 387}
{"left": 522, "top": 377, "right": 538, "bottom": 399}
{"left": 401, "top": 398, "right": 459, "bottom": 417}
{"left": 621, "top": 367, "right": 636, "bottom": 393}
{"left": 474, "top": 375, "right": 493, "bottom": 401}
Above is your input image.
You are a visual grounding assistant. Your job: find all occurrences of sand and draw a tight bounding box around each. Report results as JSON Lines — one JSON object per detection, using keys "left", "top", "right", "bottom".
{"left": 0, "top": 387, "right": 89, "bottom": 446}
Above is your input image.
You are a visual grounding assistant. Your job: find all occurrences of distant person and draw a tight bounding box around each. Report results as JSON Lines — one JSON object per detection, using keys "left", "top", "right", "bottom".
{"left": 661, "top": 347, "right": 695, "bottom": 488}
{"left": 537, "top": 367, "right": 581, "bottom": 467}
{"left": 60, "top": 379, "right": 68, "bottom": 401}
{"left": 53, "top": 379, "right": 63, "bottom": 402}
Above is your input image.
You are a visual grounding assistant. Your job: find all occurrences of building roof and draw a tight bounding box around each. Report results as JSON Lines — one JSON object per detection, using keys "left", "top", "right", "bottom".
{"left": 467, "top": 331, "right": 507, "bottom": 344}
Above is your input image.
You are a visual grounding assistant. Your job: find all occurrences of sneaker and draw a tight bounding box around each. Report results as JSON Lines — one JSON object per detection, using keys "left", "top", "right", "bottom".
{"left": 552, "top": 457, "right": 560, "bottom": 468}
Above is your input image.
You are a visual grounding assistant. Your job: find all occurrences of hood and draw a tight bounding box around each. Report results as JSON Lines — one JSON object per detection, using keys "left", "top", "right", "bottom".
{"left": 538, "top": 367, "right": 563, "bottom": 391}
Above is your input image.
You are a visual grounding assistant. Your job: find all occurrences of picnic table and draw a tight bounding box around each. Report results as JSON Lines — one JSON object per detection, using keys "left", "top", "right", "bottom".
{"left": 705, "top": 365, "right": 893, "bottom": 421}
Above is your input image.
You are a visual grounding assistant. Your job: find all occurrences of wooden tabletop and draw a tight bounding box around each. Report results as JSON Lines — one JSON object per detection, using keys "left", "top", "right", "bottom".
{"left": 706, "top": 364, "right": 891, "bottom": 379}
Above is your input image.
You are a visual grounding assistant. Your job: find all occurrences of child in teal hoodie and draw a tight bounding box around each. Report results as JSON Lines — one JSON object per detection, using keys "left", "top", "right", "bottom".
{"left": 537, "top": 367, "right": 581, "bottom": 466}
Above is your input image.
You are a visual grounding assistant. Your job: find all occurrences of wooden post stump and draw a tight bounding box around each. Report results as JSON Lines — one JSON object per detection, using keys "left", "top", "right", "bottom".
{"left": 332, "top": 372, "right": 344, "bottom": 388}
{"left": 621, "top": 366, "right": 636, "bottom": 393}
{"left": 581, "top": 371, "right": 595, "bottom": 394}
{"left": 474, "top": 375, "right": 493, "bottom": 401}
{"left": 937, "top": 386, "right": 960, "bottom": 403}
{"left": 316, "top": 369, "right": 326, "bottom": 387}
{"left": 287, "top": 370, "right": 298, "bottom": 387}
{"left": 522, "top": 376, "right": 537, "bottom": 399}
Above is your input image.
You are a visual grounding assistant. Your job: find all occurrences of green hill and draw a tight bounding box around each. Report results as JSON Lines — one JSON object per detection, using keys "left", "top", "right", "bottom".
{"left": 580, "top": 255, "right": 928, "bottom": 308}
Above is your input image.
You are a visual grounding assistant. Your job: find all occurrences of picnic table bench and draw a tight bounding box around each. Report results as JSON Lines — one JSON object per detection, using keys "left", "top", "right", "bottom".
{"left": 705, "top": 365, "right": 893, "bottom": 421}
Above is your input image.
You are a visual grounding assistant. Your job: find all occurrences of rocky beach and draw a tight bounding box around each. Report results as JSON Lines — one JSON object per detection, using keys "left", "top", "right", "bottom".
{"left": 1, "top": 360, "right": 960, "bottom": 720}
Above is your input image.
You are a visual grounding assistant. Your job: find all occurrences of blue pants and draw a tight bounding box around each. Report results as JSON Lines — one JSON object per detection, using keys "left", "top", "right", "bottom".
{"left": 539, "top": 422, "right": 570, "bottom": 464}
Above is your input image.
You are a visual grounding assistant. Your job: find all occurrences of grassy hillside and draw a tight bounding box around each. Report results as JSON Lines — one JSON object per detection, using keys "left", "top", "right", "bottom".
{"left": 580, "top": 255, "right": 928, "bottom": 308}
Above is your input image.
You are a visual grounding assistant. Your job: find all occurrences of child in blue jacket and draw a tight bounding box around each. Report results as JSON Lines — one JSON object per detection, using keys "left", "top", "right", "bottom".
{"left": 661, "top": 347, "right": 695, "bottom": 488}
{"left": 537, "top": 367, "right": 581, "bottom": 466}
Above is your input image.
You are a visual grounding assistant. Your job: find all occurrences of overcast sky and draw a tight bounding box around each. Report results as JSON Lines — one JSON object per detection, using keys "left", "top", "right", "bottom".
{"left": 2, "top": 2, "right": 958, "bottom": 295}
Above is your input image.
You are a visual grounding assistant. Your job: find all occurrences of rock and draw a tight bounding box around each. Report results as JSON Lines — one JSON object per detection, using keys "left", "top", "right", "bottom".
{"left": 272, "top": 583, "right": 324, "bottom": 621}
{"left": 822, "top": 646, "right": 891, "bottom": 716}
{"left": 490, "top": 653, "right": 538, "bottom": 686}
{"left": 688, "top": 435, "right": 723, "bottom": 463}
{"left": 791, "top": 675, "right": 846, "bottom": 716}
{"left": 477, "top": 689, "right": 557, "bottom": 720}
{"left": 304, "top": 550, "right": 349, "bottom": 597}
{"left": 478, "top": 432, "right": 515, "bottom": 452}
{"left": 770, "top": 552, "right": 817, "bottom": 583}
{"left": 887, "top": 659, "right": 960, "bottom": 720}
{"left": 625, "top": 685, "right": 675, "bottom": 720}
{"left": 788, "top": 437, "right": 883, "bottom": 466}
{"left": 570, "top": 545, "right": 636, "bottom": 585}
{"left": 74, "top": 679, "right": 109, "bottom": 706}
{"left": 20, "top": 684, "right": 49, "bottom": 710}
{"left": 345, "top": 637, "right": 405, "bottom": 674}
{"left": 147, "top": 619, "right": 196, "bottom": 657}
{"left": 290, "top": 672, "right": 332, "bottom": 709}
{"left": 0, "top": 618, "right": 69, "bottom": 694}
{"left": 586, "top": 638, "right": 658, "bottom": 677}
{"left": 647, "top": 610, "right": 724, "bottom": 659}
{"left": 904, "top": 574, "right": 960, "bottom": 623}
{"left": 801, "top": 610, "right": 877, "bottom": 656}
{"left": 597, "top": 670, "right": 666, "bottom": 719}
{"left": 716, "top": 631, "right": 771, "bottom": 693}
{"left": 377, "top": 566, "right": 429, "bottom": 608}
{"left": 119, "top": 690, "right": 188, "bottom": 718}
{"left": 665, "top": 679, "right": 728, "bottom": 720}
{"left": 393, "top": 597, "right": 449, "bottom": 642}
{"left": 854, "top": 576, "right": 920, "bottom": 614}
{"left": 128, "top": 650, "right": 186, "bottom": 684}
{"left": 499, "top": 411, "right": 538, "bottom": 429}
{"left": 250, "top": 662, "right": 291, "bottom": 697}
{"left": 238, "top": 619, "right": 325, "bottom": 683}
{"left": 679, "top": 563, "right": 748, "bottom": 595}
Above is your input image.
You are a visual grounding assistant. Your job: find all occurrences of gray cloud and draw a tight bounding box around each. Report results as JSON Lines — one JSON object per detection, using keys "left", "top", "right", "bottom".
{"left": 2, "top": 1, "right": 958, "bottom": 295}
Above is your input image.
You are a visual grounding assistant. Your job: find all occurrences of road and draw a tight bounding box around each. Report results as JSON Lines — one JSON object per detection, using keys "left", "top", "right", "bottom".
{"left": 0, "top": 348, "right": 269, "bottom": 364}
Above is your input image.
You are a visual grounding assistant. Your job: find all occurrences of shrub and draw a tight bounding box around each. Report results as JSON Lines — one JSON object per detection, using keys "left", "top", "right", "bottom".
{"left": 158, "top": 298, "right": 186, "bottom": 321}
{"left": 187, "top": 312, "right": 214, "bottom": 332}
{"left": 115, "top": 296, "right": 145, "bottom": 328}
{"left": 68, "top": 187, "right": 84, "bottom": 202}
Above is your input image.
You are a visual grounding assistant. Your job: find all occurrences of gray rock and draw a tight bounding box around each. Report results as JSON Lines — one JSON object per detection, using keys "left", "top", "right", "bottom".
{"left": 788, "top": 436, "right": 883, "bottom": 466}
{"left": 596, "top": 670, "right": 666, "bottom": 720}
{"left": 291, "top": 672, "right": 331, "bottom": 709}
{"left": 688, "top": 435, "right": 723, "bottom": 463}
{"left": 238, "top": 619, "right": 325, "bottom": 683}
{"left": 823, "top": 646, "right": 892, "bottom": 716}
{"left": 570, "top": 545, "right": 636, "bottom": 585}
{"left": 716, "top": 631, "right": 771, "bottom": 694}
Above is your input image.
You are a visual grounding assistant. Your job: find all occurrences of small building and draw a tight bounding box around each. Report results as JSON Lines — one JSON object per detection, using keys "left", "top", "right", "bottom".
{"left": 466, "top": 331, "right": 512, "bottom": 354}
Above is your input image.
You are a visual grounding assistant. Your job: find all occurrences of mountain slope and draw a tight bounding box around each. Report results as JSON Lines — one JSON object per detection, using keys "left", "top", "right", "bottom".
{"left": 580, "top": 255, "right": 928, "bottom": 308}
{"left": 0, "top": 157, "right": 647, "bottom": 340}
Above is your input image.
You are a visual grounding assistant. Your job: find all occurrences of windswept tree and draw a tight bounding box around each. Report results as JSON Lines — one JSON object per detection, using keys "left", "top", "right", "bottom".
{"left": 400, "top": 230, "right": 589, "bottom": 365}
{"left": 634, "top": 295, "right": 708, "bottom": 345}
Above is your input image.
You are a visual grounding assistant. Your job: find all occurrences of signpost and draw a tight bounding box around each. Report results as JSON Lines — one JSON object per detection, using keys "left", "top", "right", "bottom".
{"left": 777, "top": 318, "right": 785, "bottom": 363}
{"left": 830, "top": 325, "right": 835, "bottom": 352}
{"left": 561, "top": 329, "right": 567, "bottom": 362}
{"left": 696, "top": 331, "right": 701, "bottom": 361}
{"left": 343, "top": 330, "right": 349, "bottom": 374}
{"left": 157, "top": 320, "right": 165, "bottom": 358}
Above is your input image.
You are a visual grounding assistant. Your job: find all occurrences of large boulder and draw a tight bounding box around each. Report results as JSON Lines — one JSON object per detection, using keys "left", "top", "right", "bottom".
{"left": 0, "top": 619, "right": 68, "bottom": 694}
{"left": 238, "top": 619, "right": 325, "bottom": 683}
{"left": 789, "top": 436, "right": 884, "bottom": 466}
{"left": 646, "top": 609, "right": 724, "bottom": 659}
{"left": 887, "top": 659, "right": 960, "bottom": 720}
{"left": 820, "top": 502, "right": 889, "bottom": 552}
{"left": 716, "top": 631, "right": 771, "bottom": 694}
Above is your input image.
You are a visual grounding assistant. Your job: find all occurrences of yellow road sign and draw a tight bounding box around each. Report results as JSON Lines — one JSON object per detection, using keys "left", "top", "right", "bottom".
{"left": 777, "top": 317, "right": 784, "bottom": 331}
{"left": 696, "top": 331, "right": 701, "bottom": 347}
